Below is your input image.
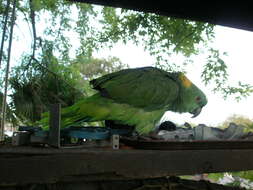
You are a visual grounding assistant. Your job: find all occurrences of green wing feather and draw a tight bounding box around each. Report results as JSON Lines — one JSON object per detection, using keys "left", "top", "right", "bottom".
{"left": 90, "top": 67, "right": 179, "bottom": 111}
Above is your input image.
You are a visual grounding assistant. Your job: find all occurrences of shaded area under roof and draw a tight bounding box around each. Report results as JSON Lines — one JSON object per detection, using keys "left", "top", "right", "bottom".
{"left": 71, "top": 0, "right": 253, "bottom": 32}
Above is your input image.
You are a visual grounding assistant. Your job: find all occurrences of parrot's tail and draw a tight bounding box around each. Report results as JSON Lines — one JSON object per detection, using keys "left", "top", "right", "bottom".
{"left": 37, "top": 93, "right": 112, "bottom": 130}
{"left": 37, "top": 93, "right": 165, "bottom": 134}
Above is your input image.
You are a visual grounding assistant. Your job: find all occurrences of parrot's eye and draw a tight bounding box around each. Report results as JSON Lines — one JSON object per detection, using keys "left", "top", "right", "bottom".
{"left": 196, "top": 96, "right": 201, "bottom": 102}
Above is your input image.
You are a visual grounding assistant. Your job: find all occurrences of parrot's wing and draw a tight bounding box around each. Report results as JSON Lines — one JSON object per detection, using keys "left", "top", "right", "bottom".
{"left": 90, "top": 67, "right": 179, "bottom": 111}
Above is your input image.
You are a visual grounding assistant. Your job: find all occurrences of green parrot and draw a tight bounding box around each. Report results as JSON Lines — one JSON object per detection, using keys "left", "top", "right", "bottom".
{"left": 39, "top": 67, "right": 207, "bottom": 134}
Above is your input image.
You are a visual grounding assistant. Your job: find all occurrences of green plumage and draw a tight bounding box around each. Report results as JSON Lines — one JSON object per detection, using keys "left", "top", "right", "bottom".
{"left": 39, "top": 67, "right": 207, "bottom": 133}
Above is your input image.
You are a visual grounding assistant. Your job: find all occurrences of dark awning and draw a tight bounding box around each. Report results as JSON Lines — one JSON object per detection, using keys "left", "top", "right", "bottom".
{"left": 71, "top": 0, "right": 253, "bottom": 32}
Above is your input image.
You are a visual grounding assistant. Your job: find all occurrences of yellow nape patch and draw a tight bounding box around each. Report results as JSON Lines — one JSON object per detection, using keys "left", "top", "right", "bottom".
{"left": 179, "top": 74, "right": 192, "bottom": 88}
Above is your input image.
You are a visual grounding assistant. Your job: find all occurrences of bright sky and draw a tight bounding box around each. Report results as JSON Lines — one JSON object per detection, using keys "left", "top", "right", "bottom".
{"left": 94, "top": 26, "right": 253, "bottom": 127}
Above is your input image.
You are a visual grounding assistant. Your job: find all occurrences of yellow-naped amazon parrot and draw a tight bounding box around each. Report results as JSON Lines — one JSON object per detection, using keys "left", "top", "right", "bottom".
{"left": 39, "top": 67, "right": 207, "bottom": 134}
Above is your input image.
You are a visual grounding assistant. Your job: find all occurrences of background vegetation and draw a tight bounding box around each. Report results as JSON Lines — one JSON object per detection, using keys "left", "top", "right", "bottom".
{"left": 1, "top": 0, "right": 253, "bottom": 124}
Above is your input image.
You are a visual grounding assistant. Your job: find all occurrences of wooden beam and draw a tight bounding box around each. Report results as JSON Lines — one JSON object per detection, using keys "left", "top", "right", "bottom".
{"left": 70, "top": 0, "right": 253, "bottom": 32}
{"left": 0, "top": 176, "right": 243, "bottom": 190}
{"left": 0, "top": 147, "right": 253, "bottom": 185}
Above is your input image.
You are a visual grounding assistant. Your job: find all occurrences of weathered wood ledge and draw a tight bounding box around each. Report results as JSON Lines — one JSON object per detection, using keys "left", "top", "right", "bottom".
{"left": 0, "top": 146, "right": 253, "bottom": 186}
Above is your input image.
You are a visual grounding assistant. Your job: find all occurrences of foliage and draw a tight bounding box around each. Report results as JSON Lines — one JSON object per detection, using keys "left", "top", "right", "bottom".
{"left": 97, "top": 8, "right": 214, "bottom": 63}
{"left": 202, "top": 49, "right": 253, "bottom": 100}
{"left": 208, "top": 171, "right": 253, "bottom": 189}
{"left": 207, "top": 173, "right": 225, "bottom": 182}
{"left": 70, "top": 55, "right": 129, "bottom": 96}
{"left": 1, "top": 0, "right": 253, "bottom": 124}
{"left": 1, "top": 0, "right": 252, "bottom": 100}
{"left": 72, "top": 55, "right": 129, "bottom": 80}
{"left": 218, "top": 114, "right": 253, "bottom": 132}
{"left": 8, "top": 39, "right": 129, "bottom": 124}
{"left": 8, "top": 41, "right": 86, "bottom": 124}
{"left": 87, "top": 6, "right": 253, "bottom": 98}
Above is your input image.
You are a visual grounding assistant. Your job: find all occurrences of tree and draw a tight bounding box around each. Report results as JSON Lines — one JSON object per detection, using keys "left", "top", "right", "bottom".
{"left": 0, "top": 92, "right": 18, "bottom": 125}
{"left": 72, "top": 55, "right": 129, "bottom": 80}
{"left": 8, "top": 40, "right": 129, "bottom": 124}
{"left": 1, "top": 0, "right": 253, "bottom": 124}
{"left": 9, "top": 41, "right": 86, "bottom": 123}
{"left": 1, "top": 0, "right": 252, "bottom": 98}
{"left": 218, "top": 114, "right": 253, "bottom": 132}
{"left": 93, "top": 8, "right": 253, "bottom": 100}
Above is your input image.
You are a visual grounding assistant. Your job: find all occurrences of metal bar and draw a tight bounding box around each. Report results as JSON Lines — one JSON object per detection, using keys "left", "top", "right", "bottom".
{"left": 0, "top": 0, "right": 17, "bottom": 141}
{"left": 48, "top": 104, "right": 61, "bottom": 148}
{"left": 111, "top": 134, "right": 119, "bottom": 149}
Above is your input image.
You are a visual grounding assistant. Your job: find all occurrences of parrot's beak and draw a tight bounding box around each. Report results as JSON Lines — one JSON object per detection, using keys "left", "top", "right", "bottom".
{"left": 191, "top": 107, "right": 202, "bottom": 118}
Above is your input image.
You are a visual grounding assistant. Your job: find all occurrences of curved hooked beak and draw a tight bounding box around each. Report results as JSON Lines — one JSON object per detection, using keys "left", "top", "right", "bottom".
{"left": 191, "top": 107, "right": 202, "bottom": 118}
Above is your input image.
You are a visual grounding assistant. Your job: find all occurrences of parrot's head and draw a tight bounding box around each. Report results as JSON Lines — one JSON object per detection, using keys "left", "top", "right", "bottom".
{"left": 173, "top": 73, "right": 207, "bottom": 117}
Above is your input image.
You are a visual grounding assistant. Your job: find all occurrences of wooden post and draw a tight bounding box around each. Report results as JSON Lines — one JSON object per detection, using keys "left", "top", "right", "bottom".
{"left": 48, "top": 104, "right": 61, "bottom": 148}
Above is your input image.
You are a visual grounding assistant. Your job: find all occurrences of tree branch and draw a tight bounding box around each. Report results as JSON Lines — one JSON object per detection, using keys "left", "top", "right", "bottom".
{"left": 0, "top": 0, "right": 11, "bottom": 68}
{"left": 29, "top": 0, "right": 37, "bottom": 59}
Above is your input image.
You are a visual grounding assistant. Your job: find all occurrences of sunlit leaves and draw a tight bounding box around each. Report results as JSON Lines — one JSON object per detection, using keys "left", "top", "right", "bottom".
{"left": 202, "top": 48, "right": 253, "bottom": 100}
{"left": 97, "top": 10, "right": 214, "bottom": 60}
{"left": 72, "top": 55, "right": 129, "bottom": 80}
{"left": 9, "top": 41, "right": 86, "bottom": 123}
{"left": 202, "top": 48, "right": 228, "bottom": 88}
{"left": 222, "top": 83, "right": 253, "bottom": 101}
